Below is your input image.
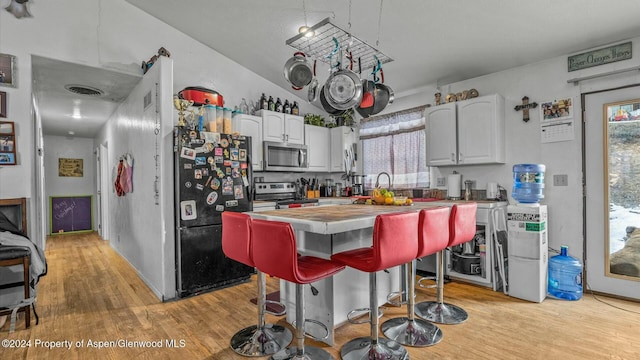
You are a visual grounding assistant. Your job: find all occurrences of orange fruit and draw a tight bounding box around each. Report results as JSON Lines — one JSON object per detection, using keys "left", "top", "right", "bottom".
{"left": 385, "top": 197, "right": 394, "bottom": 205}
{"left": 406, "top": 198, "right": 413, "bottom": 205}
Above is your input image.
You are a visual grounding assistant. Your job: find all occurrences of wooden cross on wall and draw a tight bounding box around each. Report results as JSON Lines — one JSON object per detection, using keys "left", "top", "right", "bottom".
{"left": 514, "top": 96, "right": 538, "bottom": 122}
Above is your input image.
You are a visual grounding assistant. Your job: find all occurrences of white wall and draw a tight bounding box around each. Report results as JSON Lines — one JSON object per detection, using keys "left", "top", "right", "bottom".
{"left": 43, "top": 135, "right": 97, "bottom": 234}
{"left": 378, "top": 38, "right": 640, "bottom": 259}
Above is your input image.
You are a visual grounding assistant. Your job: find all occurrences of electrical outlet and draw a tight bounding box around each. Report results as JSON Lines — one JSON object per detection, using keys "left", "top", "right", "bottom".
{"left": 553, "top": 174, "right": 568, "bottom": 186}
{"left": 437, "top": 177, "right": 445, "bottom": 186}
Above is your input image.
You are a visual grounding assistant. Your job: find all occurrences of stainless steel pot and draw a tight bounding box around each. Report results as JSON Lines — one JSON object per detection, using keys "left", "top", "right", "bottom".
{"left": 283, "top": 52, "right": 313, "bottom": 89}
{"left": 324, "top": 68, "right": 363, "bottom": 110}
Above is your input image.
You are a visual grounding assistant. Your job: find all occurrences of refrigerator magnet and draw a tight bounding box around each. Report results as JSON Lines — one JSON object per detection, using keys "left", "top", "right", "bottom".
{"left": 232, "top": 168, "right": 240, "bottom": 178}
{"left": 183, "top": 163, "right": 193, "bottom": 170}
{"left": 194, "top": 169, "right": 202, "bottom": 179}
{"left": 211, "top": 178, "right": 220, "bottom": 190}
{"left": 180, "top": 200, "right": 197, "bottom": 220}
{"left": 185, "top": 181, "right": 192, "bottom": 188}
{"left": 214, "top": 156, "right": 223, "bottom": 163}
{"left": 207, "top": 156, "right": 214, "bottom": 164}
{"left": 231, "top": 161, "right": 240, "bottom": 168}
{"left": 204, "top": 176, "right": 212, "bottom": 187}
{"left": 180, "top": 147, "right": 196, "bottom": 160}
{"left": 196, "top": 183, "right": 204, "bottom": 191}
{"left": 234, "top": 185, "right": 244, "bottom": 199}
{"left": 220, "top": 138, "right": 229, "bottom": 148}
{"left": 214, "top": 148, "right": 223, "bottom": 156}
{"left": 222, "top": 177, "right": 233, "bottom": 195}
{"left": 195, "top": 157, "right": 206, "bottom": 166}
{"left": 215, "top": 205, "right": 224, "bottom": 212}
{"left": 242, "top": 176, "right": 249, "bottom": 186}
{"left": 225, "top": 167, "right": 231, "bottom": 176}
{"left": 224, "top": 149, "right": 229, "bottom": 158}
{"left": 223, "top": 160, "right": 231, "bottom": 166}
{"left": 201, "top": 168, "right": 209, "bottom": 176}
{"left": 201, "top": 132, "right": 219, "bottom": 144}
{"left": 239, "top": 149, "right": 247, "bottom": 161}
{"left": 230, "top": 148, "right": 239, "bottom": 160}
{"left": 240, "top": 162, "right": 247, "bottom": 169}
{"left": 225, "top": 200, "right": 238, "bottom": 207}
{"left": 206, "top": 191, "right": 218, "bottom": 205}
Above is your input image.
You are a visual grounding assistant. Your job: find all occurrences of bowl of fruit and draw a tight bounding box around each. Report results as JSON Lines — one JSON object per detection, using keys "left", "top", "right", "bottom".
{"left": 372, "top": 187, "right": 394, "bottom": 205}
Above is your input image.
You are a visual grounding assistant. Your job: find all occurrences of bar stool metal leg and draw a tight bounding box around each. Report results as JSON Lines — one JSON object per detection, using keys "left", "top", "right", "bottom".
{"left": 271, "top": 283, "right": 332, "bottom": 360}
{"left": 340, "top": 272, "right": 409, "bottom": 360}
{"left": 381, "top": 260, "right": 443, "bottom": 346}
{"left": 414, "top": 250, "right": 468, "bottom": 325}
{"left": 230, "top": 271, "right": 293, "bottom": 356}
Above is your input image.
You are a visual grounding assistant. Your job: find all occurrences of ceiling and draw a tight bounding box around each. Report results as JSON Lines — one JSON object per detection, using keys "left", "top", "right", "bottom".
{"left": 32, "top": 56, "right": 141, "bottom": 138}
{"left": 34, "top": 0, "right": 640, "bottom": 138}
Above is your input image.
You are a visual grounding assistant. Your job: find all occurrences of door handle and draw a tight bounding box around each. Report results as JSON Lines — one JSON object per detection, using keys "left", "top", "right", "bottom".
{"left": 459, "top": 152, "right": 464, "bottom": 163}
{"left": 451, "top": 153, "right": 456, "bottom": 163}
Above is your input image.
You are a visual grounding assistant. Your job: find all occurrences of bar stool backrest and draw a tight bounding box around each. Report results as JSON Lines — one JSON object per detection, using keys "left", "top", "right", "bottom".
{"left": 448, "top": 203, "right": 478, "bottom": 248}
{"left": 371, "top": 211, "right": 419, "bottom": 272}
{"left": 221, "top": 212, "right": 254, "bottom": 267}
{"left": 251, "top": 219, "right": 301, "bottom": 283}
{"left": 417, "top": 206, "right": 450, "bottom": 258}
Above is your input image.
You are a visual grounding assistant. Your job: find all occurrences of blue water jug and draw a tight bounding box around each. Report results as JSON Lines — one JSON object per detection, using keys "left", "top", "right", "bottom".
{"left": 512, "top": 164, "right": 545, "bottom": 204}
{"left": 548, "top": 246, "right": 583, "bottom": 300}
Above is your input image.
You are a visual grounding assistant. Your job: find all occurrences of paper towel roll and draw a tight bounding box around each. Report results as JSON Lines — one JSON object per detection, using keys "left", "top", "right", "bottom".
{"left": 448, "top": 174, "right": 462, "bottom": 199}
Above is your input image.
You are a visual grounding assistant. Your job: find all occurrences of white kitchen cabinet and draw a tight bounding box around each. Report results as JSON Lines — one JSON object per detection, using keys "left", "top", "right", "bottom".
{"left": 330, "top": 126, "right": 357, "bottom": 173}
{"left": 425, "top": 94, "right": 505, "bottom": 166}
{"left": 305, "top": 124, "right": 330, "bottom": 172}
{"left": 232, "top": 114, "right": 264, "bottom": 171}
{"left": 260, "top": 110, "right": 304, "bottom": 145}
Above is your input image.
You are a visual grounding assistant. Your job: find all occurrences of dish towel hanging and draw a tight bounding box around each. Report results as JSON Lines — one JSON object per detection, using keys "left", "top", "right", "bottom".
{"left": 115, "top": 159, "right": 125, "bottom": 197}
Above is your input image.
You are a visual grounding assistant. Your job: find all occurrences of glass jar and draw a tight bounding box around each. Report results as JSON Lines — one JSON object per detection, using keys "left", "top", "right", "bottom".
{"left": 223, "top": 108, "right": 233, "bottom": 134}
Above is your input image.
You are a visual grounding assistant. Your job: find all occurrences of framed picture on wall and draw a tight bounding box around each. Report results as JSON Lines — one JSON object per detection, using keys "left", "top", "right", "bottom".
{"left": 0, "top": 121, "right": 16, "bottom": 165}
{"left": 0, "top": 54, "right": 16, "bottom": 88}
{"left": 59, "top": 158, "right": 83, "bottom": 177}
{"left": 0, "top": 91, "right": 6, "bottom": 117}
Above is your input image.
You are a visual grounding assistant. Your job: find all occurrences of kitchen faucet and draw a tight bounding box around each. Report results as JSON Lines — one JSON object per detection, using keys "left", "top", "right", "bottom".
{"left": 375, "top": 172, "right": 392, "bottom": 189}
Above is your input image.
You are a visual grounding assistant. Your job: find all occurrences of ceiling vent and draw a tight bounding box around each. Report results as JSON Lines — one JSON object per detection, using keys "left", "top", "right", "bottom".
{"left": 64, "top": 84, "right": 104, "bottom": 97}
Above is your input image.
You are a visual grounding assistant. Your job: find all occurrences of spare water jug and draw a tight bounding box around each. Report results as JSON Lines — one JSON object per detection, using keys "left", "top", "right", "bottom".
{"left": 512, "top": 164, "right": 545, "bottom": 204}
{"left": 548, "top": 245, "right": 583, "bottom": 300}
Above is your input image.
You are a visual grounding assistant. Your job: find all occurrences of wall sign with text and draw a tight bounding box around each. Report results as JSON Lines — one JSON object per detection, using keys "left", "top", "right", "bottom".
{"left": 568, "top": 42, "right": 632, "bottom": 72}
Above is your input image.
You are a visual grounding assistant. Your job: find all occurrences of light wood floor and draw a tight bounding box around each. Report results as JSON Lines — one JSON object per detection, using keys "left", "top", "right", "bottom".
{"left": 2, "top": 232, "right": 639, "bottom": 359}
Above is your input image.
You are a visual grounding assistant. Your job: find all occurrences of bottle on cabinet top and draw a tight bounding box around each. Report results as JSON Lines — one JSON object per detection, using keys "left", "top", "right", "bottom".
{"left": 260, "top": 93, "right": 268, "bottom": 110}
{"left": 291, "top": 101, "right": 299, "bottom": 115}
{"left": 283, "top": 99, "right": 291, "bottom": 114}
{"left": 268, "top": 96, "right": 275, "bottom": 111}
{"left": 275, "top": 98, "right": 283, "bottom": 112}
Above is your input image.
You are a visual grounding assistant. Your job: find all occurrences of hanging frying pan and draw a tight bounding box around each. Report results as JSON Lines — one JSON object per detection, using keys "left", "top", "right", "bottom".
{"left": 283, "top": 52, "right": 313, "bottom": 90}
{"left": 308, "top": 60, "right": 319, "bottom": 102}
{"left": 324, "top": 68, "right": 362, "bottom": 110}
{"left": 320, "top": 86, "right": 342, "bottom": 115}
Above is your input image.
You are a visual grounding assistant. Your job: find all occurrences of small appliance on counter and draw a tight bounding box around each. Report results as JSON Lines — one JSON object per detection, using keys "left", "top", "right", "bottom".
{"left": 447, "top": 172, "right": 462, "bottom": 200}
{"left": 254, "top": 181, "right": 319, "bottom": 209}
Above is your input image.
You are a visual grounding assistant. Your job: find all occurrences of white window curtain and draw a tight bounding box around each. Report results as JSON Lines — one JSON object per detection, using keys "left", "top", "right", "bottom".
{"left": 360, "top": 106, "right": 429, "bottom": 190}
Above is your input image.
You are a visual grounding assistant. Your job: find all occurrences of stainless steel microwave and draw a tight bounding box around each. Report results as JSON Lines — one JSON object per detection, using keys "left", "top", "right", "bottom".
{"left": 263, "top": 141, "right": 308, "bottom": 172}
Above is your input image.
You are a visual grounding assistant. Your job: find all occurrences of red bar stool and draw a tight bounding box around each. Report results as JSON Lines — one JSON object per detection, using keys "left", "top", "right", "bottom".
{"left": 331, "top": 212, "right": 419, "bottom": 360}
{"left": 252, "top": 218, "right": 345, "bottom": 360}
{"left": 415, "top": 203, "right": 477, "bottom": 324}
{"left": 381, "top": 206, "right": 449, "bottom": 347}
{"left": 221, "top": 212, "right": 292, "bottom": 357}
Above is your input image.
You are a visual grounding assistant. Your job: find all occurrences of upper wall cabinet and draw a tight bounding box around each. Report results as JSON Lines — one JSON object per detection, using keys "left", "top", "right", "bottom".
{"left": 260, "top": 110, "right": 305, "bottom": 145}
{"left": 425, "top": 94, "right": 505, "bottom": 166}
{"left": 232, "top": 114, "right": 263, "bottom": 171}
{"left": 305, "top": 124, "right": 330, "bottom": 172}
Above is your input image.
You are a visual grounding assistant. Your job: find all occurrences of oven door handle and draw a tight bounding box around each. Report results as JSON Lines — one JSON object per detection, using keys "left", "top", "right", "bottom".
{"left": 298, "top": 149, "right": 303, "bottom": 167}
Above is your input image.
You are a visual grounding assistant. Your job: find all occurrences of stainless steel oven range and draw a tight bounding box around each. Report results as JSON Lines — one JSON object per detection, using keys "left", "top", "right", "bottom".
{"left": 254, "top": 181, "right": 319, "bottom": 209}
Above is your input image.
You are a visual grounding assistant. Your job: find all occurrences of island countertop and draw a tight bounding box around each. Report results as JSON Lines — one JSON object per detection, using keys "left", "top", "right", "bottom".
{"left": 247, "top": 203, "right": 446, "bottom": 234}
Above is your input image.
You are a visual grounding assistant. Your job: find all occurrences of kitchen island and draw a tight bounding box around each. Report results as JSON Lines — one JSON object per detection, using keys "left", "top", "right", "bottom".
{"left": 248, "top": 203, "right": 449, "bottom": 345}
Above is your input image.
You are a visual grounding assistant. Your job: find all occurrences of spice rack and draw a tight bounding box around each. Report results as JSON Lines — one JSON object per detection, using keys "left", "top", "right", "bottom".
{"left": 285, "top": 17, "right": 393, "bottom": 72}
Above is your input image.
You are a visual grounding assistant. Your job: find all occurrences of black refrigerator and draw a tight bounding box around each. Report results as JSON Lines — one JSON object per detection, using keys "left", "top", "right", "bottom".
{"left": 174, "top": 127, "right": 254, "bottom": 298}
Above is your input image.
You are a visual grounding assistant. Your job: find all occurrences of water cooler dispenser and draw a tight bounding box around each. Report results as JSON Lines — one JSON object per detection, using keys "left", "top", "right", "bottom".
{"left": 507, "top": 204, "right": 548, "bottom": 302}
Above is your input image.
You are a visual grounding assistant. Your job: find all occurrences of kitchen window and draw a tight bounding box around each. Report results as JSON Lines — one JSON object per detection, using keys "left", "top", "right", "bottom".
{"left": 360, "top": 106, "right": 429, "bottom": 190}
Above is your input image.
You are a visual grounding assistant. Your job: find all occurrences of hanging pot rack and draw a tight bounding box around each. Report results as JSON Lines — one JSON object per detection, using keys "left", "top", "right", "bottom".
{"left": 285, "top": 17, "right": 393, "bottom": 73}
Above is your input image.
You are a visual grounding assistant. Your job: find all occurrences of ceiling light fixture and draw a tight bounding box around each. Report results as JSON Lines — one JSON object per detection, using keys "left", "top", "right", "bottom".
{"left": 68, "top": 131, "right": 75, "bottom": 136}
{"left": 298, "top": 0, "right": 314, "bottom": 38}
{"left": 298, "top": 26, "right": 314, "bottom": 38}
{"left": 5, "top": 0, "right": 32, "bottom": 19}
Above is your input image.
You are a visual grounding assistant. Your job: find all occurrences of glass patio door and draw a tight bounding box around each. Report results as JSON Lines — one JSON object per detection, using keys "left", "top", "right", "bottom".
{"left": 584, "top": 86, "right": 640, "bottom": 299}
